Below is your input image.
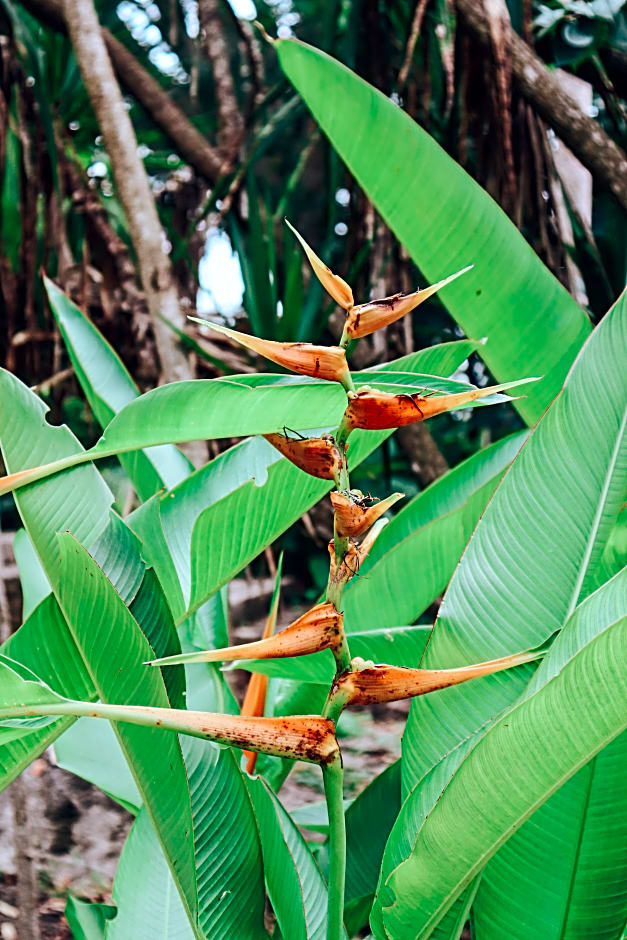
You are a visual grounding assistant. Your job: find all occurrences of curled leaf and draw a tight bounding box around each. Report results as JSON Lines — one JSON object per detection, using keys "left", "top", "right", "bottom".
{"left": 286, "top": 219, "right": 354, "bottom": 309}
{"left": 189, "top": 319, "right": 351, "bottom": 385}
{"left": 341, "top": 378, "right": 538, "bottom": 432}
{"left": 344, "top": 266, "right": 472, "bottom": 340}
{"left": 336, "top": 649, "right": 541, "bottom": 705}
{"left": 264, "top": 433, "right": 345, "bottom": 482}
{"left": 145, "top": 603, "right": 343, "bottom": 667}
{"left": 331, "top": 490, "right": 404, "bottom": 538}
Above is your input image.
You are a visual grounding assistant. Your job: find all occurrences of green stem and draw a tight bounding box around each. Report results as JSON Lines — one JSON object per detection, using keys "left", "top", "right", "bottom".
{"left": 322, "top": 685, "right": 351, "bottom": 724}
{"left": 322, "top": 756, "right": 346, "bottom": 940}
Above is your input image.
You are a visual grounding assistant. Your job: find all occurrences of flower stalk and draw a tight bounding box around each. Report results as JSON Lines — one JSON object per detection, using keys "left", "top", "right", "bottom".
{"left": 322, "top": 756, "right": 347, "bottom": 940}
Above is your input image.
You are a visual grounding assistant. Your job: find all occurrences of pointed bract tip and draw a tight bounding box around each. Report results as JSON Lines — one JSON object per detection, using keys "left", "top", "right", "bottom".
{"left": 285, "top": 219, "right": 354, "bottom": 310}
{"left": 344, "top": 265, "right": 473, "bottom": 340}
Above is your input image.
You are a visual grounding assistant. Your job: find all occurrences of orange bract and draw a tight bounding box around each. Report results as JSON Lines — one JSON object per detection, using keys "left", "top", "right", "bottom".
{"left": 337, "top": 649, "right": 540, "bottom": 705}
{"left": 145, "top": 603, "right": 343, "bottom": 667}
{"left": 189, "top": 319, "right": 351, "bottom": 385}
{"left": 330, "top": 491, "right": 404, "bottom": 538}
{"left": 286, "top": 219, "right": 354, "bottom": 310}
{"left": 344, "top": 266, "right": 472, "bottom": 340}
{"left": 264, "top": 433, "right": 346, "bottom": 482}
{"left": 342, "top": 382, "right": 521, "bottom": 432}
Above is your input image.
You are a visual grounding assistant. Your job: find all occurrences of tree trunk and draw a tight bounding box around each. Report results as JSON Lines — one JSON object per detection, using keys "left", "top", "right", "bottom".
{"left": 61, "top": 0, "right": 205, "bottom": 464}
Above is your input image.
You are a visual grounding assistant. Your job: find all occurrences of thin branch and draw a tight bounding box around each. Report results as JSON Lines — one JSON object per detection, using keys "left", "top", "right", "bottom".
{"left": 398, "top": 0, "right": 431, "bottom": 89}
{"left": 18, "top": 0, "right": 224, "bottom": 182}
{"left": 198, "top": 0, "right": 244, "bottom": 157}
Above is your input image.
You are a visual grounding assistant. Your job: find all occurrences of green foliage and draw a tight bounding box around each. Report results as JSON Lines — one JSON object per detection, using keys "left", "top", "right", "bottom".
{"left": 275, "top": 38, "right": 592, "bottom": 425}
{"left": 0, "top": 36, "right": 624, "bottom": 940}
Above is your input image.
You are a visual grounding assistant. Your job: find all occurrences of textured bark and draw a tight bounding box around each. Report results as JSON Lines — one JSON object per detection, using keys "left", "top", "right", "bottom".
{"left": 396, "top": 423, "right": 449, "bottom": 486}
{"left": 61, "top": 0, "right": 205, "bottom": 464}
{"left": 18, "top": 0, "right": 224, "bottom": 182}
{"left": 198, "top": 0, "right": 244, "bottom": 156}
{"left": 456, "top": 0, "right": 627, "bottom": 211}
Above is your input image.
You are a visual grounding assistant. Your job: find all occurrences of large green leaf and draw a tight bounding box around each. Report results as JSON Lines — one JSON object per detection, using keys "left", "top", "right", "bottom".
{"left": 374, "top": 569, "right": 627, "bottom": 938}
{"left": 183, "top": 738, "right": 266, "bottom": 940}
{"left": 344, "top": 761, "right": 401, "bottom": 936}
{"left": 341, "top": 431, "right": 527, "bottom": 632}
{"left": 403, "top": 291, "right": 626, "bottom": 793}
{"left": 0, "top": 595, "right": 91, "bottom": 787}
{"left": 0, "top": 362, "right": 529, "bottom": 496}
{"left": 472, "top": 734, "right": 627, "bottom": 940}
{"left": 0, "top": 369, "right": 112, "bottom": 584}
{"left": 373, "top": 293, "right": 626, "bottom": 934}
{"left": 45, "top": 276, "right": 192, "bottom": 499}
{"left": 106, "top": 808, "right": 193, "bottom": 940}
{"left": 0, "top": 371, "right": 186, "bottom": 789}
{"left": 275, "top": 38, "right": 591, "bottom": 425}
{"left": 248, "top": 775, "right": 330, "bottom": 940}
{"left": 55, "top": 534, "right": 199, "bottom": 935}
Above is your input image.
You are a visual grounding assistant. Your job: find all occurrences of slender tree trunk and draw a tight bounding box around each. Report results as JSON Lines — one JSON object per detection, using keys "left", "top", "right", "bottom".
{"left": 456, "top": 0, "right": 627, "bottom": 211}
{"left": 20, "top": 0, "right": 224, "bottom": 183}
{"left": 61, "top": 0, "right": 205, "bottom": 464}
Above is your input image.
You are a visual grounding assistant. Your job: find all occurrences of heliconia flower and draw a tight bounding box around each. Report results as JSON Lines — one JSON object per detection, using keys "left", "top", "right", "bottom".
{"left": 264, "top": 433, "right": 346, "bottom": 482}
{"left": 144, "top": 603, "right": 343, "bottom": 667}
{"left": 343, "top": 266, "right": 472, "bottom": 340}
{"left": 340, "top": 378, "right": 538, "bottom": 433}
{"left": 331, "top": 490, "right": 404, "bottom": 538}
{"left": 336, "top": 649, "right": 542, "bottom": 705}
{"left": 189, "top": 318, "right": 352, "bottom": 386}
{"left": 286, "top": 219, "right": 354, "bottom": 310}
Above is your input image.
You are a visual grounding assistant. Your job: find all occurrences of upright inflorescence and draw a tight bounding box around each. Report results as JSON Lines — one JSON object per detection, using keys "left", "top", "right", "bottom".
{"left": 148, "top": 223, "right": 539, "bottom": 940}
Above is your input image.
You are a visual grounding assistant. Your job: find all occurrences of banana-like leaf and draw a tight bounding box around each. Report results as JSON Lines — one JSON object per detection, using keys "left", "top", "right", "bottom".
{"left": 248, "top": 775, "right": 332, "bottom": 940}
{"left": 344, "top": 761, "right": 401, "bottom": 936}
{"left": 45, "top": 276, "right": 192, "bottom": 499}
{"left": 472, "top": 734, "right": 627, "bottom": 940}
{"left": 374, "top": 569, "right": 627, "bottom": 938}
{"left": 473, "top": 533, "right": 627, "bottom": 939}
{"left": 275, "top": 38, "right": 591, "bottom": 425}
{"left": 55, "top": 534, "right": 199, "bottom": 933}
{"left": 403, "top": 290, "right": 626, "bottom": 794}
{"left": 184, "top": 738, "right": 266, "bottom": 939}
{"left": 106, "top": 807, "right": 194, "bottom": 940}
{"left": 374, "top": 294, "right": 626, "bottom": 935}
{"left": 0, "top": 369, "right": 532, "bottom": 498}
{"left": 341, "top": 431, "right": 528, "bottom": 632}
